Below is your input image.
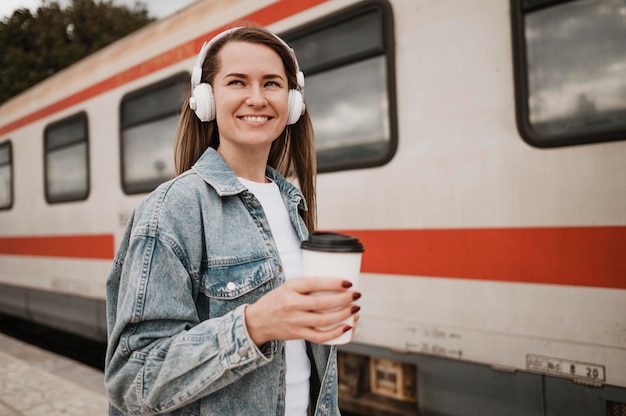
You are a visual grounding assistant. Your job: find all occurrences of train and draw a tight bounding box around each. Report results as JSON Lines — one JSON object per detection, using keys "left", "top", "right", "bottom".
{"left": 1, "top": 0, "right": 625, "bottom": 414}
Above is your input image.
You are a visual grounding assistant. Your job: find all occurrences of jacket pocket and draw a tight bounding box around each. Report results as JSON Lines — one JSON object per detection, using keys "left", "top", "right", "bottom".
{"left": 200, "top": 256, "right": 276, "bottom": 318}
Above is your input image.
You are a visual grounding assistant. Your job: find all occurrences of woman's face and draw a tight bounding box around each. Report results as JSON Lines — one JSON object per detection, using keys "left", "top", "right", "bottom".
{"left": 212, "top": 41, "right": 290, "bottom": 156}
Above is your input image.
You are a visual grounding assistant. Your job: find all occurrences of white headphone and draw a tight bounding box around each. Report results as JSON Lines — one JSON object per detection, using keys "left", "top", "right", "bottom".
{"left": 189, "top": 27, "right": 305, "bottom": 125}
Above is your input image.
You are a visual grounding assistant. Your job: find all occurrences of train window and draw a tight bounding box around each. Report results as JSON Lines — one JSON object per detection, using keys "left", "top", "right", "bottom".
{"left": 44, "top": 112, "right": 89, "bottom": 203}
{"left": 511, "top": 0, "right": 626, "bottom": 147}
{"left": 0, "top": 141, "right": 12, "bottom": 210}
{"left": 120, "top": 72, "right": 188, "bottom": 194}
{"left": 283, "top": 0, "right": 397, "bottom": 172}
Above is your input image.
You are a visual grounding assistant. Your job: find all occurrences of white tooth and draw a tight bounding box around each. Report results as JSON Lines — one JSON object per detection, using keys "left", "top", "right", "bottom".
{"left": 243, "top": 116, "right": 267, "bottom": 122}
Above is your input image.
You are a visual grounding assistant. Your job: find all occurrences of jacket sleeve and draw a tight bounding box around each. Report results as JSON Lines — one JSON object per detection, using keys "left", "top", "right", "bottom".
{"left": 104, "top": 225, "right": 273, "bottom": 415}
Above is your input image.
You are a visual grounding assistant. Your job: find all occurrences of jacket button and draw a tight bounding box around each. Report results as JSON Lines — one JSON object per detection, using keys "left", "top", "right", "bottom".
{"left": 238, "top": 347, "right": 249, "bottom": 358}
{"left": 227, "top": 282, "right": 236, "bottom": 290}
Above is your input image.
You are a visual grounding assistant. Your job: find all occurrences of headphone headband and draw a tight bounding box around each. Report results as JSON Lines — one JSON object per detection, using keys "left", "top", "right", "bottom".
{"left": 189, "top": 26, "right": 305, "bottom": 124}
{"left": 191, "top": 27, "right": 304, "bottom": 90}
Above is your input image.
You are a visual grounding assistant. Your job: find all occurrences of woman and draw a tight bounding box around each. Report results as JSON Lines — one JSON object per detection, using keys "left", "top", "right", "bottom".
{"left": 104, "top": 25, "right": 361, "bottom": 416}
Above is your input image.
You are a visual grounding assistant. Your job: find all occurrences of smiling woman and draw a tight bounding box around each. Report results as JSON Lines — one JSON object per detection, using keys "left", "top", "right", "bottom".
{"left": 1, "top": 1, "right": 625, "bottom": 415}
{"left": 105, "top": 25, "right": 360, "bottom": 416}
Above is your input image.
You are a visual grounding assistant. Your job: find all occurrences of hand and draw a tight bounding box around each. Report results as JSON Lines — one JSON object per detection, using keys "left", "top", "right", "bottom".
{"left": 244, "top": 276, "right": 361, "bottom": 345}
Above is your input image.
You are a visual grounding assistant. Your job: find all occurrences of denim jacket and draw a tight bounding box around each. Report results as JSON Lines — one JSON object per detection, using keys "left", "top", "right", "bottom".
{"left": 105, "top": 148, "right": 340, "bottom": 415}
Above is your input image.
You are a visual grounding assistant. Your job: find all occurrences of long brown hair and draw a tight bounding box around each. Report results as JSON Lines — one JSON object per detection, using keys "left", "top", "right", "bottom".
{"left": 173, "top": 25, "right": 317, "bottom": 231}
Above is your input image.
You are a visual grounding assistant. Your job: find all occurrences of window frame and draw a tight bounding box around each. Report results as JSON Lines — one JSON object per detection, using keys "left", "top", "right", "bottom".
{"left": 0, "top": 140, "right": 13, "bottom": 211}
{"left": 510, "top": 0, "right": 626, "bottom": 147}
{"left": 119, "top": 72, "right": 189, "bottom": 194}
{"left": 43, "top": 111, "right": 90, "bottom": 204}
{"left": 281, "top": 0, "right": 398, "bottom": 173}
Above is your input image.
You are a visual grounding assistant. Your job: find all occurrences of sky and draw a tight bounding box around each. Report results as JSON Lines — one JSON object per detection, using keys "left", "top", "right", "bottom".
{"left": 0, "top": 0, "right": 198, "bottom": 20}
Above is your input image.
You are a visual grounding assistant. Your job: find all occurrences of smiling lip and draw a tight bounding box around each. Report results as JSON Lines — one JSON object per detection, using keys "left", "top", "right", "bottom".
{"left": 239, "top": 115, "right": 271, "bottom": 123}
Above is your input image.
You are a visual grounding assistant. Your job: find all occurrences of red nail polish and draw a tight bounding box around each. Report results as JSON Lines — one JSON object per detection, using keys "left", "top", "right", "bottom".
{"left": 352, "top": 292, "right": 362, "bottom": 301}
{"left": 343, "top": 325, "right": 352, "bottom": 333}
{"left": 351, "top": 305, "right": 361, "bottom": 314}
{"left": 342, "top": 281, "right": 353, "bottom": 288}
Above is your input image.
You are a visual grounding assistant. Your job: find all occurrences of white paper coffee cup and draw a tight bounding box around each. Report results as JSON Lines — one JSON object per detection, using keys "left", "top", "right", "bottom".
{"left": 301, "top": 232, "right": 364, "bottom": 345}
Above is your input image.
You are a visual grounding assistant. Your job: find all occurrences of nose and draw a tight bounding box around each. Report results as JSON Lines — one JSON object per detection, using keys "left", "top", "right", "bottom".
{"left": 245, "top": 84, "right": 267, "bottom": 107}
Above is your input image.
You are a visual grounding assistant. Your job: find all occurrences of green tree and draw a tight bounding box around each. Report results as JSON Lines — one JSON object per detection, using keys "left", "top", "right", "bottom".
{"left": 0, "top": 0, "right": 154, "bottom": 104}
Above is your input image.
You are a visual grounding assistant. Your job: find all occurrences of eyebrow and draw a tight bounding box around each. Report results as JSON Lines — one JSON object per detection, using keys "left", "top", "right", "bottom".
{"left": 223, "top": 73, "right": 285, "bottom": 81}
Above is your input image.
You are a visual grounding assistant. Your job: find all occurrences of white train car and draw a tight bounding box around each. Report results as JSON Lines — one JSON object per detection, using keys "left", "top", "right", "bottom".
{"left": 0, "top": 0, "right": 624, "bottom": 414}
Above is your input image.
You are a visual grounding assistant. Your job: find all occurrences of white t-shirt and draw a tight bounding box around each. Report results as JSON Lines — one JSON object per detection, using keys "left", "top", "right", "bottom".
{"left": 238, "top": 177, "right": 311, "bottom": 416}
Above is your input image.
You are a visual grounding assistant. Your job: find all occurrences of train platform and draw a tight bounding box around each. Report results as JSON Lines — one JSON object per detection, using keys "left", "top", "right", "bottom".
{"left": 0, "top": 332, "right": 107, "bottom": 416}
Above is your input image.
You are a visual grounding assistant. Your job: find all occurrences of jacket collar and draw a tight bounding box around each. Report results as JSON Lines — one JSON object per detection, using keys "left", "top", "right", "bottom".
{"left": 191, "top": 147, "right": 308, "bottom": 211}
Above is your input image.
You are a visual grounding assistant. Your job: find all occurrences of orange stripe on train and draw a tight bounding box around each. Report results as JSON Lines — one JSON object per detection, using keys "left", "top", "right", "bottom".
{"left": 334, "top": 226, "right": 626, "bottom": 290}
{"left": 0, "top": 234, "right": 115, "bottom": 260}
{"left": 1, "top": 226, "right": 624, "bottom": 289}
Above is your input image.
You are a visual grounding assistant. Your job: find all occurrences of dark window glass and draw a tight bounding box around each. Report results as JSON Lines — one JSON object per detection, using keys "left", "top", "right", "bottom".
{"left": 284, "top": 0, "right": 397, "bottom": 172}
{"left": 44, "top": 112, "right": 89, "bottom": 203}
{"left": 120, "top": 73, "right": 188, "bottom": 194}
{"left": 0, "top": 141, "right": 13, "bottom": 210}
{"left": 512, "top": 0, "right": 626, "bottom": 146}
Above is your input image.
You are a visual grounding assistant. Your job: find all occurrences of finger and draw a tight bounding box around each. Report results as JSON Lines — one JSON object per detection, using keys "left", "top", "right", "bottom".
{"left": 288, "top": 276, "right": 354, "bottom": 294}
{"left": 298, "top": 304, "right": 358, "bottom": 329}
{"left": 299, "top": 323, "right": 353, "bottom": 344}
{"left": 302, "top": 290, "right": 361, "bottom": 313}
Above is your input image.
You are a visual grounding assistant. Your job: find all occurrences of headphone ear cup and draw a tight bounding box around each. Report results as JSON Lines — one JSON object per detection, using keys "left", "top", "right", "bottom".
{"left": 190, "top": 83, "right": 216, "bottom": 122}
{"left": 287, "top": 89, "right": 305, "bottom": 125}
